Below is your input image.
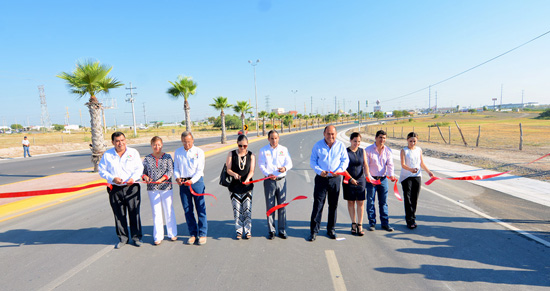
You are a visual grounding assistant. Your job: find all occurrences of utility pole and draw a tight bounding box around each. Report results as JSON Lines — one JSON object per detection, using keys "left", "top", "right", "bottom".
{"left": 248, "top": 59, "right": 260, "bottom": 136}
{"left": 126, "top": 82, "right": 137, "bottom": 137}
{"left": 79, "top": 109, "right": 83, "bottom": 127}
{"left": 142, "top": 102, "right": 148, "bottom": 127}
{"left": 428, "top": 85, "right": 431, "bottom": 112}
{"left": 521, "top": 90, "right": 524, "bottom": 107}
{"left": 291, "top": 90, "right": 298, "bottom": 112}
{"left": 334, "top": 96, "right": 337, "bottom": 114}
{"left": 500, "top": 84, "right": 503, "bottom": 109}
{"left": 435, "top": 91, "right": 438, "bottom": 113}
{"left": 310, "top": 96, "right": 313, "bottom": 115}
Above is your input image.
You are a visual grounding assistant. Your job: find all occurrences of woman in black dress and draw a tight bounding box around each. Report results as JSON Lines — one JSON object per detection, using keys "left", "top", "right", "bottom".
{"left": 343, "top": 132, "right": 372, "bottom": 236}
{"left": 225, "top": 135, "right": 256, "bottom": 239}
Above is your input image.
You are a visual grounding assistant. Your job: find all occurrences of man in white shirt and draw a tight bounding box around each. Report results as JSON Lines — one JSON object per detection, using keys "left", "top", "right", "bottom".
{"left": 258, "top": 130, "right": 293, "bottom": 240}
{"left": 174, "top": 131, "right": 208, "bottom": 245}
{"left": 99, "top": 132, "right": 144, "bottom": 249}
{"left": 22, "top": 136, "right": 31, "bottom": 158}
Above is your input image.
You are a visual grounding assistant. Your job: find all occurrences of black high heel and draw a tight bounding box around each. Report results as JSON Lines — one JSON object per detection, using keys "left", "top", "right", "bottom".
{"left": 351, "top": 222, "right": 357, "bottom": 235}
{"left": 357, "top": 224, "right": 365, "bottom": 236}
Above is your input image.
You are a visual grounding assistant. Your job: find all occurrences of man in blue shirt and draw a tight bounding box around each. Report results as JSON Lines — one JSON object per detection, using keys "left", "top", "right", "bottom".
{"left": 308, "top": 125, "right": 349, "bottom": 241}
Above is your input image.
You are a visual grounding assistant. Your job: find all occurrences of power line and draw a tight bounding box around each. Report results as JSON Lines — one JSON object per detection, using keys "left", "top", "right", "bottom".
{"left": 383, "top": 29, "right": 550, "bottom": 102}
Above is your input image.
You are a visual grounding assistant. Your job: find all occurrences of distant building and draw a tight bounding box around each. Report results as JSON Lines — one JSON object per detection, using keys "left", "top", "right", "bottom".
{"left": 488, "top": 102, "right": 539, "bottom": 110}
{"left": 272, "top": 108, "right": 285, "bottom": 115}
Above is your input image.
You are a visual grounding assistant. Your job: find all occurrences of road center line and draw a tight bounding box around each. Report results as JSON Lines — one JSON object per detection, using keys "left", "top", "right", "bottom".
{"left": 303, "top": 170, "right": 311, "bottom": 183}
{"left": 325, "top": 250, "right": 347, "bottom": 291}
{"left": 39, "top": 245, "right": 113, "bottom": 291}
{"left": 424, "top": 187, "right": 550, "bottom": 248}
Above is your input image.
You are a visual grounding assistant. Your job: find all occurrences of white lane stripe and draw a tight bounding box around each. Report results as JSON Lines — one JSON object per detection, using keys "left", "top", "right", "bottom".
{"left": 39, "top": 245, "right": 114, "bottom": 291}
{"left": 304, "top": 170, "right": 311, "bottom": 183}
{"left": 210, "top": 177, "right": 218, "bottom": 183}
{"left": 424, "top": 187, "right": 550, "bottom": 248}
{"left": 325, "top": 250, "right": 347, "bottom": 291}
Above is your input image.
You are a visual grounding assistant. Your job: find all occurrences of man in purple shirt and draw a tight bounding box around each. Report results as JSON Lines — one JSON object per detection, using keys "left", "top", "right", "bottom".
{"left": 308, "top": 125, "right": 349, "bottom": 241}
{"left": 365, "top": 130, "right": 396, "bottom": 232}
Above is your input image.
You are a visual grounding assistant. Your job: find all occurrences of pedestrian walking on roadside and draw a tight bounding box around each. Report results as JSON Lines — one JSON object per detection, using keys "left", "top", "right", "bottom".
{"left": 142, "top": 136, "right": 177, "bottom": 245}
{"left": 99, "top": 132, "right": 144, "bottom": 249}
{"left": 343, "top": 132, "right": 373, "bottom": 236}
{"left": 365, "top": 130, "right": 396, "bottom": 232}
{"left": 308, "top": 125, "right": 349, "bottom": 241}
{"left": 174, "top": 131, "right": 208, "bottom": 245}
{"left": 258, "top": 130, "right": 293, "bottom": 240}
{"left": 225, "top": 135, "right": 255, "bottom": 240}
{"left": 399, "top": 132, "right": 434, "bottom": 229}
{"left": 22, "top": 136, "right": 31, "bottom": 157}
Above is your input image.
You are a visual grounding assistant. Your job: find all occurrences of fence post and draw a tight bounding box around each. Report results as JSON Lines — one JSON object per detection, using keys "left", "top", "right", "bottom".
{"left": 401, "top": 127, "right": 403, "bottom": 138}
{"left": 454, "top": 121, "right": 468, "bottom": 147}
{"left": 476, "top": 125, "right": 480, "bottom": 147}
{"left": 519, "top": 123, "right": 523, "bottom": 150}
{"left": 392, "top": 127, "right": 394, "bottom": 138}
{"left": 435, "top": 123, "right": 447, "bottom": 143}
{"left": 428, "top": 127, "right": 431, "bottom": 142}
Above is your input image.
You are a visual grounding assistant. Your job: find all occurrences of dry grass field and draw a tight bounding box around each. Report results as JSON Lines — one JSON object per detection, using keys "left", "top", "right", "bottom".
{"left": 366, "top": 111, "right": 549, "bottom": 154}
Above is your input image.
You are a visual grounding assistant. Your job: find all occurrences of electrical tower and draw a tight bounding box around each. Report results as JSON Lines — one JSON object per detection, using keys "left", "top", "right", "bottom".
{"left": 265, "top": 95, "right": 270, "bottom": 112}
{"left": 126, "top": 82, "right": 137, "bottom": 137}
{"left": 38, "top": 85, "right": 52, "bottom": 129}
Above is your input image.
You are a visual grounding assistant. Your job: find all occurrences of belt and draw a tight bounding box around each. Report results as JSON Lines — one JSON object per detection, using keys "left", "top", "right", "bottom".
{"left": 265, "top": 176, "right": 285, "bottom": 181}
{"left": 318, "top": 175, "right": 337, "bottom": 179}
{"left": 372, "top": 176, "right": 386, "bottom": 180}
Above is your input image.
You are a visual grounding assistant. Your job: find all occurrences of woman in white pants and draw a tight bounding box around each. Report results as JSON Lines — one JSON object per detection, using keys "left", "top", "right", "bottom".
{"left": 142, "top": 136, "right": 177, "bottom": 245}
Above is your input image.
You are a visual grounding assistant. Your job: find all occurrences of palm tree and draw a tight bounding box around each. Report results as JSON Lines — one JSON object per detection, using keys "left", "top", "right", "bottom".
{"left": 258, "top": 110, "right": 268, "bottom": 136}
{"left": 234, "top": 101, "right": 253, "bottom": 133}
{"left": 283, "top": 114, "right": 294, "bottom": 132}
{"left": 296, "top": 114, "right": 303, "bottom": 131}
{"left": 269, "top": 112, "right": 277, "bottom": 129}
{"left": 210, "top": 96, "right": 232, "bottom": 144}
{"left": 303, "top": 114, "right": 309, "bottom": 129}
{"left": 57, "top": 60, "right": 123, "bottom": 172}
{"left": 167, "top": 75, "right": 197, "bottom": 132}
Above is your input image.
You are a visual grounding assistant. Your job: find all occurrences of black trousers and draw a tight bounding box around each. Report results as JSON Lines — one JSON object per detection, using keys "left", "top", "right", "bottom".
{"left": 107, "top": 184, "right": 142, "bottom": 243}
{"left": 401, "top": 176, "right": 421, "bottom": 226}
{"left": 310, "top": 175, "right": 341, "bottom": 234}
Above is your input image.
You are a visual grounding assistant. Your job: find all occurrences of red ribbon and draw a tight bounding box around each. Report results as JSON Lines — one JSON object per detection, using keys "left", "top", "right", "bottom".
{"left": 188, "top": 185, "right": 217, "bottom": 201}
{"left": 425, "top": 171, "right": 512, "bottom": 186}
{"left": 392, "top": 179, "right": 402, "bottom": 201}
{"left": 527, "top": 153, "right": 550, "bottom": 164}
{"left": 242, "top": 177, "right": 270, "bottom": 185}
{"left": 266, "top": 195, "right": 308, "bottom": 216}
{"left": 0, "top": 182, "right": 111, "bottom": 198}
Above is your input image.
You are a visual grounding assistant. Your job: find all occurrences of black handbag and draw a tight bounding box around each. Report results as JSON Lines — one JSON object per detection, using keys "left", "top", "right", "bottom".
{"left": 219, "top": 164, "right": 232, "bottom": 187}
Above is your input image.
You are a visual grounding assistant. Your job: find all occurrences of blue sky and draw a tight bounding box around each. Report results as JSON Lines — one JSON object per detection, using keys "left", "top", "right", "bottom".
{"left": 1, "top": 0, "right": 549, "bottom": 127}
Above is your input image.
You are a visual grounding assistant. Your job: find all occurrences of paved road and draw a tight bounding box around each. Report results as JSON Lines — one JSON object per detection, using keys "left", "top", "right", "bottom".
{"left": 0, "top": 125, "right": 548, "bottom": 290}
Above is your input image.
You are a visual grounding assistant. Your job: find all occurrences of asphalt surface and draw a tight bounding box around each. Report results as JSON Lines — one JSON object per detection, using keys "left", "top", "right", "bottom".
{"left": 0, "top": 125, "right": 549, "bottom": 290}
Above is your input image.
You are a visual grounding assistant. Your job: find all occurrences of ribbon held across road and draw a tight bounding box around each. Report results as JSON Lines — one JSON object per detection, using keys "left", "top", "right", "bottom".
{"left": 0, "top": 182, "right": 111, "bottom": 199}
{"left": 425, "top": 171, "right": 512, "bottom": 186}
{"left": 266, "top": 195, "right": 308, "bottom": 216}
{"left": 242, "top": 177, "right": 270, "bottom": 185}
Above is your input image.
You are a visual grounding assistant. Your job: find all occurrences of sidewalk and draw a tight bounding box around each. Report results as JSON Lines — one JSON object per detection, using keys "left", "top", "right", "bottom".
{"left": 337, "top": 129, "right": 550, "bottom": 208}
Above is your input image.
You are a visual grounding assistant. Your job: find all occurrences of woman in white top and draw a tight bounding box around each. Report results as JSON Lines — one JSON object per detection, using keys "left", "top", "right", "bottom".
{"left": 399, "top": 132, "right": 433, "bottom": 229}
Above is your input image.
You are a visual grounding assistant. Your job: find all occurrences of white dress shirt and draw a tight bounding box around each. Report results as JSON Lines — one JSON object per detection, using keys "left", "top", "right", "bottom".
{"left": 173, "top": 145, "right": 205, "bottom": 184}
{"left": 99, "top": 147, "right": 144, "bottom": 186}
{"left": 258, "top": 144, "right": 293, "bottom": 178}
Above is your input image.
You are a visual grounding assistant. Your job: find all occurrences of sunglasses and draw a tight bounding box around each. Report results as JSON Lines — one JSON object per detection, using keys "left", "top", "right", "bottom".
{"left": 238, "top": 144, "right": 248, "bottom": 148}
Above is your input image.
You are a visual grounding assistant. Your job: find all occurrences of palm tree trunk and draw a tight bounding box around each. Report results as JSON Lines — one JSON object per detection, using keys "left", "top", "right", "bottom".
{"left": 262, "top": 118, "right": 266, "bottom": 136}
{"left": 221, "top": 111, "right": 227, "bottom": 144}
{"left": 241, "top": 114, "right": 245, "bottom": 133}
{"left": 184, "top": 99, "right": 192, "bottom": 132}
{"left": 87, "top": 100, "right": 106, "bottom": 172}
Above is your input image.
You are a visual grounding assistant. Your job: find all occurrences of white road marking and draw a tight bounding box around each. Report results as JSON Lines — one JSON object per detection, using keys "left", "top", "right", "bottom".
{"left": 210, "top": 177, "right": 218, "bottom": 183}
{"left": 300, "top": 153, "right": 304, "bottom": 159}
{"left": 325, "top": 250, "right": 347, "bottom": 291}
{"left": 424, "top": 187, "right": 550, "bottom": 248}
{"left": 304, "top": 170, "right": 311, "bottom": 183}
{"left": 39, "top": 245, "right": 114, "bottom": 291}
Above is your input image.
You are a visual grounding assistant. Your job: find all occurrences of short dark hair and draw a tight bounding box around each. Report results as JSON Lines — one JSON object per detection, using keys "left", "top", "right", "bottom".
{"left": 237, "top": 134, "right": 248, "bottom": 143}
{"left": 181, "top": 131, "right": 193, "bottom": 139}
{"left": 150, "top": 136, "right": 163, "bottom": 144}
{"left": 375, "top": 130, "right": 386, "bottom": 138}
{"left": 407, "top": 132, "right": 418, "bottom": 139}
{"left": 267, "top": 130, "right": 279, "bottom": 138}
{"left": 350, "top": 132, "right": 361, "bottom": 141}
{"left": 111, "top": 131, "right": 125, "bottom": 141}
